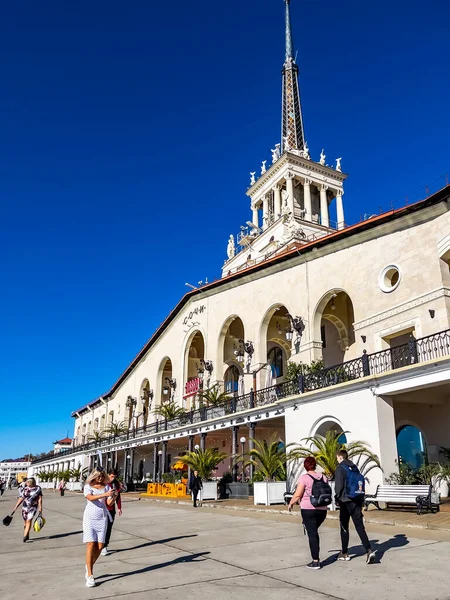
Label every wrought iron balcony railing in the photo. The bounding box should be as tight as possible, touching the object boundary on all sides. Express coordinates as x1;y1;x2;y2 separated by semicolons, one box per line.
31;328;450;465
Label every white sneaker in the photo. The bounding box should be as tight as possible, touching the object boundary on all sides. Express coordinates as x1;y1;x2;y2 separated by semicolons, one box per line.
101;547;111;556
86;575;96;588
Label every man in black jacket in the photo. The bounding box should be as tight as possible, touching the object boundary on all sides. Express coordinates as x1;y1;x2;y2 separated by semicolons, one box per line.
335;449;376;564
189;471;203;508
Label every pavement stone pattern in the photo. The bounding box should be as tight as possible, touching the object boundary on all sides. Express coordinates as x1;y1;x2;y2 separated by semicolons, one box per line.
1;490;449;600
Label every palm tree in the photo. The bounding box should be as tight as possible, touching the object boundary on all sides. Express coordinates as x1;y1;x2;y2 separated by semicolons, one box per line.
36;470;48;482
69;466;88;482
154;401;186;421
238;434;292;482
87;430;105;444
291;430;381;480
198;383;231;407
104;421;128;438
177;448;228;480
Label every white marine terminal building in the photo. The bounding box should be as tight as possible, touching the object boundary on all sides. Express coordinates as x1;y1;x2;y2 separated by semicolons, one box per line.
30;1;450;493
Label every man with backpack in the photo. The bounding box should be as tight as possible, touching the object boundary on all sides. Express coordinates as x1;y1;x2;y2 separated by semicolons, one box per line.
335;449;376;564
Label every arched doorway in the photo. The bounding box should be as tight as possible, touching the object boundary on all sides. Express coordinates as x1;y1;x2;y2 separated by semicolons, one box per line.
224;365;241;394
397;425;426;469
183;331;206;409
220;316;245;393
315;420;347;444
159;358;174;406
139;379;152;427
263;305;292;384
314;291;356;367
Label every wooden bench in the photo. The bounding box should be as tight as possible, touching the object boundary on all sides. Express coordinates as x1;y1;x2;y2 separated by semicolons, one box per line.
364;484;440;514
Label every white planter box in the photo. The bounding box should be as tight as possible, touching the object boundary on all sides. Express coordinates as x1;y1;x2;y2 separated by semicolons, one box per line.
201;481;218;500
254;481;286;505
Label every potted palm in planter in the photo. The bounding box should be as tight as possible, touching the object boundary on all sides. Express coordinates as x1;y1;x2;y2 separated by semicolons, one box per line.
198;384;231;418
240;435;290;505
176;448;228;501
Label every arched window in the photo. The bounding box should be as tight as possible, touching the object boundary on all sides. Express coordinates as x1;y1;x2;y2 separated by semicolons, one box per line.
224;365;240;393
268;346;284;377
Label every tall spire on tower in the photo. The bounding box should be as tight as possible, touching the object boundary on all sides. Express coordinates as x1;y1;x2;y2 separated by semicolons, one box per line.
281;0;305;154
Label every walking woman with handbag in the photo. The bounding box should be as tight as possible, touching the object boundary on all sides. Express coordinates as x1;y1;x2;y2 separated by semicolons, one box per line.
10;478;43;543
288;456;331;570
101;467;123;556
83;467;116;588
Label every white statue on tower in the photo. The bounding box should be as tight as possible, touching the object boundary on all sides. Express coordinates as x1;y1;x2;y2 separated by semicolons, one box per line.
336;157;342;172
227;235;235;260
271;144;281;164
261;160;267;174
250;172;256;186
302;141;310;159
320;149;326;165
283;136;291;152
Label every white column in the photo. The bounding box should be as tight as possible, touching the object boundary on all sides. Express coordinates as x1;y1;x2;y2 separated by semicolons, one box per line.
303;178;312;222
286;173;295;215
336;189;345;230
274;185;282;218
320;184;329;228
252;205;259;229
262;195;269;230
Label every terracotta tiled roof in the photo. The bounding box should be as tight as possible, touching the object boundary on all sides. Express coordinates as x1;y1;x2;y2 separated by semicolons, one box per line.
54;438;73;445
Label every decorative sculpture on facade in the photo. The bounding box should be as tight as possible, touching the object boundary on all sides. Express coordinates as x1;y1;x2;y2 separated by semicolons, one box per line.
336;157;342;172
271;144;281;164
320;149;326;165
302;141;310;159
250;172;256;186
227;235;236;260
283;136;291;152
261;160;267;174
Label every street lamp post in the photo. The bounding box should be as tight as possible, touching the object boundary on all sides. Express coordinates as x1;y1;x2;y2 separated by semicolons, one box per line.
158;449;163;482
240;437;246;482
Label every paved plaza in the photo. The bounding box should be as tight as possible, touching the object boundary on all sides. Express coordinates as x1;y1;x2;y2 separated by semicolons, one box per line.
1;491;449;600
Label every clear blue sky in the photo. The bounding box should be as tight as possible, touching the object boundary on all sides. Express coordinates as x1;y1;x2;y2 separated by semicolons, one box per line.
1;0;449;459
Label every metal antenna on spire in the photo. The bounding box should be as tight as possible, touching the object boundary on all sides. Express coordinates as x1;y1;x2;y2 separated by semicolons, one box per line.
281;0;306;154
284;0;294;62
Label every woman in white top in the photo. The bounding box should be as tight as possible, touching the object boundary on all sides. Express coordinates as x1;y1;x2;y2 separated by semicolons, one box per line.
83;467;117;588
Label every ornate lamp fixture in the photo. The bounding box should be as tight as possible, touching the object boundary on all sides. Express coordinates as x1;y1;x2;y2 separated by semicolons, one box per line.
125;396;137;409
141;388;154;414
165;377;177;390
200;358;214;375
243;340;255;358
234;341;245;364
286;314;305;341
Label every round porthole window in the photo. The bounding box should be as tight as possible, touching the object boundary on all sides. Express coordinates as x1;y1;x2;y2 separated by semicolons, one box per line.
379;264;401;293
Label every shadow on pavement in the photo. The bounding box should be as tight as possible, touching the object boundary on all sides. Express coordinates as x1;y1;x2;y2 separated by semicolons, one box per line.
328;534;410;564
112;534;198;554
97;551;209;583
33;531;83;541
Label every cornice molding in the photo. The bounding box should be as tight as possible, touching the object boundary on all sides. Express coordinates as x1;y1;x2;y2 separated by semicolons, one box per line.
354;287;450;330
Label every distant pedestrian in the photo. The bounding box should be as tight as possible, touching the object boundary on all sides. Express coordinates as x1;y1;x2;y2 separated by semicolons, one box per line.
335;449;376;564
102;468;123;556
0;480;5;496
288;456;331;570
17;477;26;497
59;480;67;497
83;467;116;588
189;470;203;507
11;478;43;543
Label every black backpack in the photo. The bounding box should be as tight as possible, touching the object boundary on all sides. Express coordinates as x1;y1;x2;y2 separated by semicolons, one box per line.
308;475;332;507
